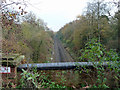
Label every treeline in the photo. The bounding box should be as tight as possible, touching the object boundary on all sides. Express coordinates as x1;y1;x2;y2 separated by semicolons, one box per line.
2;8;54;63
57;0;119;61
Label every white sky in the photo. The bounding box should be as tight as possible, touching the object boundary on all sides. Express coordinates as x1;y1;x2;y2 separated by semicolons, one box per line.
6;0;118;32
24;0;90;32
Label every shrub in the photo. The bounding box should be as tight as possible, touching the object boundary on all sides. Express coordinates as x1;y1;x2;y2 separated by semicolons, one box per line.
78;38;120;88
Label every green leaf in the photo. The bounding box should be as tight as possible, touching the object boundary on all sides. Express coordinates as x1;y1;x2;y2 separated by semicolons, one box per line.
103;78;107;82
100;51;103;55
27;77;33;80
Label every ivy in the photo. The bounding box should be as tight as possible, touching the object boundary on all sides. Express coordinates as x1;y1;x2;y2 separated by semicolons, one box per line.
79;38;120;88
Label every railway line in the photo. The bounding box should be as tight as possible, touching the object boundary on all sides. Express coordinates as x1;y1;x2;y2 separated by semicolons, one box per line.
53;36;73;62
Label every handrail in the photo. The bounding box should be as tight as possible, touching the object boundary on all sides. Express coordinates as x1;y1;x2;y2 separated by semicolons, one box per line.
17;61;120;70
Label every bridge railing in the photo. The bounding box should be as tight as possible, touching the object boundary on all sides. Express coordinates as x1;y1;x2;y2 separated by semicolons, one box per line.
17;61;120;70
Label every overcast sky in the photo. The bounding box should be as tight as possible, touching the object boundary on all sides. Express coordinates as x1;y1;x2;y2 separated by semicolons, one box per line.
24;0;90;32
6;0;117;32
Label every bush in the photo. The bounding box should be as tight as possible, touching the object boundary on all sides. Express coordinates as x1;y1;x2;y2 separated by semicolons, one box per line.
18;67;67;88
78;38;120;88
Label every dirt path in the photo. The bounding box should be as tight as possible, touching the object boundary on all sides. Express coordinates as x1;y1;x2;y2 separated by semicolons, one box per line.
53;36;73;62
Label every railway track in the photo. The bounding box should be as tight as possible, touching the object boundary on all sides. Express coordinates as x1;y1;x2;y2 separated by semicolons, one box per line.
53;36;73;62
